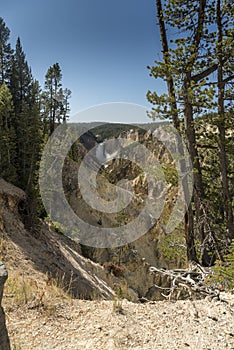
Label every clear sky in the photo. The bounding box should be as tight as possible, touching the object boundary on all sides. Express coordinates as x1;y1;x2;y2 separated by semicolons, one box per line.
2;0;166;123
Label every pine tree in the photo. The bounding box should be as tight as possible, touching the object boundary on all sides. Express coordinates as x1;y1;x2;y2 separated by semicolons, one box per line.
148;0;198;262
9;37;43;195
25;80;43;196
193;0;234;239
44;63;62;135
10;37;32;110
60;88;71;123
148;0;210;262
215;0;234;237
147;0;234;263
0;17;13;85
43;63;71;135
0;83;17;182
9;37;33;188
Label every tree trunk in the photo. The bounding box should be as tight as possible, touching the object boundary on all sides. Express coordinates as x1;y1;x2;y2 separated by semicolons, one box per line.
182;0;212;265
183;73;211;264
155;0;198;263
155;0;180;130
216;0;234;239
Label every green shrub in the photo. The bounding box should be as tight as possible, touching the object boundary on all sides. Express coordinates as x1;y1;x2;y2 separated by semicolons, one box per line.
158;230;187;268
209;240;234;292
162;164;178;186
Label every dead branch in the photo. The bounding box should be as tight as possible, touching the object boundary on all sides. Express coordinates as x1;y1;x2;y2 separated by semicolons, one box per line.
149;265;219;301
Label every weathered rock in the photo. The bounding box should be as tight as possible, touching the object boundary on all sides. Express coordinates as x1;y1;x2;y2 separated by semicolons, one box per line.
0;262;10;350
62;127;186;300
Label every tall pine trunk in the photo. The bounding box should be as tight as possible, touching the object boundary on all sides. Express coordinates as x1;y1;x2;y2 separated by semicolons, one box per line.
155;0;198;262
183;73;210;264
216;0;234;239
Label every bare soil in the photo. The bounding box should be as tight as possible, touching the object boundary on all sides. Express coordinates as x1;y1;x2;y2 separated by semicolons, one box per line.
5;293;234;350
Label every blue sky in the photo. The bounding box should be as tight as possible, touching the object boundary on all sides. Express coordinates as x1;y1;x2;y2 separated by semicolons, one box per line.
2;0;166;123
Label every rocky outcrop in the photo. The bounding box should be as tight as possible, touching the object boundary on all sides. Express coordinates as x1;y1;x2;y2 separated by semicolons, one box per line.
0;262;10;350
62;127;187;301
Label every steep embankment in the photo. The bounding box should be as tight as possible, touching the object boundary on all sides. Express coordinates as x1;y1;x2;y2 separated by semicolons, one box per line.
0;178;115;300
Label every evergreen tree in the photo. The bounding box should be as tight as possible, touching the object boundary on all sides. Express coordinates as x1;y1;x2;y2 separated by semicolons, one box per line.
0;17;13;85
60;88;71;123
10;37;32;109
9;37;33;188
9;37;43;195
214;0;234;237
0;18;72;219
25;80;43;196
147;0;234;263
0;83;17;182
43;63;71;135
149;0;198;262
44;63;62;135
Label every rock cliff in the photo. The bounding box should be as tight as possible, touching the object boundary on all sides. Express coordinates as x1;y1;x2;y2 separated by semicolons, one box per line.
62;126;187;300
